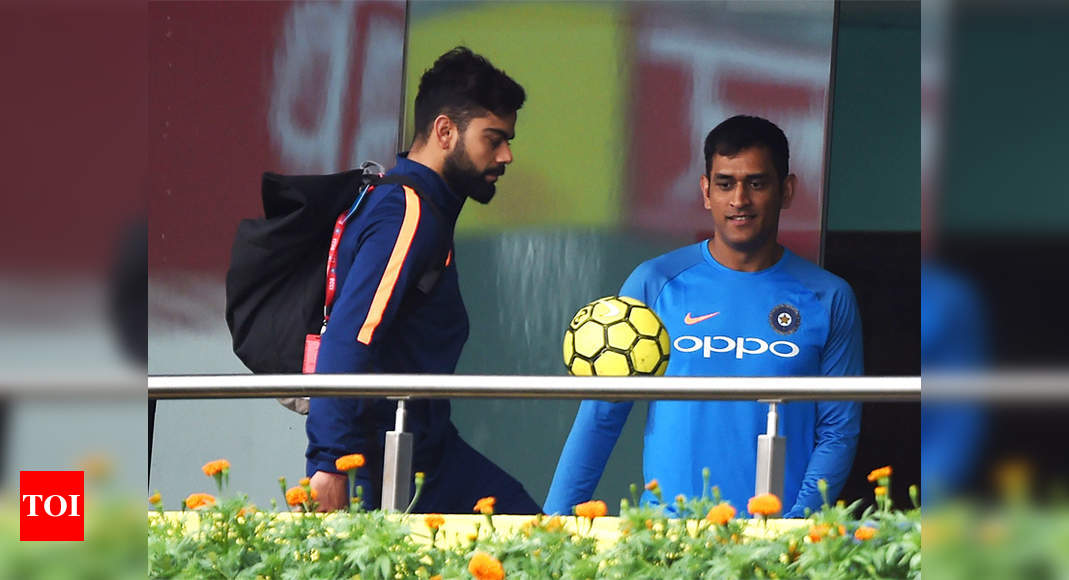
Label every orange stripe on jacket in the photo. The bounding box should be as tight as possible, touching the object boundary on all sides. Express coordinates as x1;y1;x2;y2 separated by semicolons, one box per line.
357;186;421;345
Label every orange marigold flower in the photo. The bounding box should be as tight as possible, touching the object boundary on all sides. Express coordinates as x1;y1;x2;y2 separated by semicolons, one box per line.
468;551;505;580
148;492;161;505
185;492;216;510
474;496;496;515
430;576;442;580
544;516;564;532
808;523;830;543
425;513;445;530
855;526;877;541
874;486;887;496
78;453;114;481
299;477;310;487
285;486;309;506
574;500;608;519
705;502;736;526
747;493;782;517
310;488;318;501
201;459;230;477
867;466;892;482
335;454;366;472
644;479;660;491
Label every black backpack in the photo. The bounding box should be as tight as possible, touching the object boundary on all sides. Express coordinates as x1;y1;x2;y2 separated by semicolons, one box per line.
225;161;447;380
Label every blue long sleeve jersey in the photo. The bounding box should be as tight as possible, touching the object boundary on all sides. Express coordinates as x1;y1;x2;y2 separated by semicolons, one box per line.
544;243;863;518
306;155;467;477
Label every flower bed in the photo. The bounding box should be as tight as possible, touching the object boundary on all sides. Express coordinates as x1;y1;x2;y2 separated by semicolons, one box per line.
147;460;920;579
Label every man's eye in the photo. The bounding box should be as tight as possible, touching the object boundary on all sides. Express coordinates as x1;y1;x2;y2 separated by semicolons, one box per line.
750;181;766;190
716;182;733;190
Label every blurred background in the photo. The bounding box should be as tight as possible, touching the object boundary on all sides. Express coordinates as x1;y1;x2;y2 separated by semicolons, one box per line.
0;0;146;576
921;0;1069;577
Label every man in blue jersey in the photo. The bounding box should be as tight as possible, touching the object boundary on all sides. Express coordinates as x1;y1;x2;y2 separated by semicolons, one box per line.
545;115;864;518
307;47;540;514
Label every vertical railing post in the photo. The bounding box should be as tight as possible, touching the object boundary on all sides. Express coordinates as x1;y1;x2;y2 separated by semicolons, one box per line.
381;398;413;511
754;399;786;502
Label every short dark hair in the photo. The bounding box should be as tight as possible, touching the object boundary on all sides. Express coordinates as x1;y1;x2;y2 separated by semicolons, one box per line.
413;46;526;141
703;115;790;181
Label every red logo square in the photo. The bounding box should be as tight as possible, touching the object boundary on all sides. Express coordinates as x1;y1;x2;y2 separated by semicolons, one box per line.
20;471;84;541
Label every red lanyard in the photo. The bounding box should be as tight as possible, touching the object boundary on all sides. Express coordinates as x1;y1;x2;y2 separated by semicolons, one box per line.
323;185;375;327
322;211;349;327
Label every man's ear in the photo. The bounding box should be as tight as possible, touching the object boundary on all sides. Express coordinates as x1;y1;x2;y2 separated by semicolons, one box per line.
780;174;797;209
432;114;458;151
700;174;712;210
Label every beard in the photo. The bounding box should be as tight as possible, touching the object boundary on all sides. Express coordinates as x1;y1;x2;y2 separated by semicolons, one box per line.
442;140;505;205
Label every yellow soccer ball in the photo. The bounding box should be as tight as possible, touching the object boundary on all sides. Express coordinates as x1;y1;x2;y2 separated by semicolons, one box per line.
563;296;670;376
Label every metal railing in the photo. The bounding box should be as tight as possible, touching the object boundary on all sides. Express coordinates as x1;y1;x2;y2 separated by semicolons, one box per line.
148;374;920;511
147;374;919;401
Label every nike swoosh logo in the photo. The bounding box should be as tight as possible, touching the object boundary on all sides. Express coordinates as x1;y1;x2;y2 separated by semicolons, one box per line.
684;312;720;325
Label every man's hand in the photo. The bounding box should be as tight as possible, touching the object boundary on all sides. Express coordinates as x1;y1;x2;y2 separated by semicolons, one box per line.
310;470;348;512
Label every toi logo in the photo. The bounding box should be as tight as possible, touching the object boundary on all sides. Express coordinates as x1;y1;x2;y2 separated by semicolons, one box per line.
20;471;84;541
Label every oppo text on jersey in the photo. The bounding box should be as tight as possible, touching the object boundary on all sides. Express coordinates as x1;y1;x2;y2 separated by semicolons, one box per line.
673;335;800;359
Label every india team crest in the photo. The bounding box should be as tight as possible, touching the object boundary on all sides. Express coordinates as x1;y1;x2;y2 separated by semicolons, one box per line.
769;304;801;335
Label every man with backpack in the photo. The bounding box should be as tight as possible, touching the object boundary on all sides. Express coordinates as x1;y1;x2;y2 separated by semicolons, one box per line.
306;47;540;513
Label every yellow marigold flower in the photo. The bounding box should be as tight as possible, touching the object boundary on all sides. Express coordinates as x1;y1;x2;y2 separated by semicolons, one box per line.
855;526;877;541
874;486;887;496
299;477;310;487
201;459;230;477
808;523;830;543
574;500;608;519
148;492;161;505
468;551;505;580
993;458;1032;499
425;513;445;530
644;479;660;491
285;486;309;506
867;465;892;482
185;492;216;510
705;503;736;526
430;576;442;580
544;516;564;532
473;496;496;515
335;454;366;472
747;493;782;517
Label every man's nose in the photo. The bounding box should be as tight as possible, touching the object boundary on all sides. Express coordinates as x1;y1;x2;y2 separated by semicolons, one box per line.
730;184;751;206
497;142;513;165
